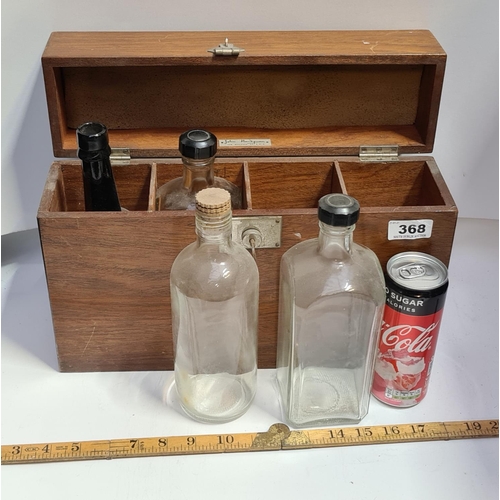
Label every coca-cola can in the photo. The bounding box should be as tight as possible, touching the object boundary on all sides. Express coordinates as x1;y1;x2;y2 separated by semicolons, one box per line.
372;252;448;407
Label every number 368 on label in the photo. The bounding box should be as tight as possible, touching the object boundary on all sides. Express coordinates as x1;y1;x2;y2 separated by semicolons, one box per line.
388;220;433;240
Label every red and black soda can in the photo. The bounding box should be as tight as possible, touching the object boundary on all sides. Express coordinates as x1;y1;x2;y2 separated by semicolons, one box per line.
372;252;448;407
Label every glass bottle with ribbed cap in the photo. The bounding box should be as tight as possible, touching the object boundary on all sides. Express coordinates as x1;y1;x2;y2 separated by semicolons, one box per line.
276;193;386;428
156;129;242;210
170;187;258;423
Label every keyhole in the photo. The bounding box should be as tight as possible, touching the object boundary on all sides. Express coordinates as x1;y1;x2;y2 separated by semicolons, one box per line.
241;228;262;259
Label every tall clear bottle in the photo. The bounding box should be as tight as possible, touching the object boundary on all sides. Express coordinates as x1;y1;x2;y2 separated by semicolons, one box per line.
156;129;242;210
170;187;258;423
276;194;386;428
76;122;122;211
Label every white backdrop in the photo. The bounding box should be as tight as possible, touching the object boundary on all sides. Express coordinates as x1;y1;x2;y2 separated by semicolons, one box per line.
2;0;498;235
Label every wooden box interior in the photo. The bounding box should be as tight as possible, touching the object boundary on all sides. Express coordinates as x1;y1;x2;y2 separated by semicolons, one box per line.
50;159;447;213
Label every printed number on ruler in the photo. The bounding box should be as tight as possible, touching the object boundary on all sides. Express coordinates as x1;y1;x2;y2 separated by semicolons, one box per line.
388;220;433;240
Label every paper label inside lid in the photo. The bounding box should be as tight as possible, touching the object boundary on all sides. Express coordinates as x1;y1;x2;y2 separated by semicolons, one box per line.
219;139;272;147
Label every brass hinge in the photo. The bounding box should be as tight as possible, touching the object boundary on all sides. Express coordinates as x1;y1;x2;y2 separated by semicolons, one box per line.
359;145;399;162
208;38;245;56
110;148;131;165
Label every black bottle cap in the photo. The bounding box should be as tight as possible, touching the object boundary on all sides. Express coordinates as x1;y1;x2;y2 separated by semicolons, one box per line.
318;194;360;226
76;122;111;153
179;129;217;159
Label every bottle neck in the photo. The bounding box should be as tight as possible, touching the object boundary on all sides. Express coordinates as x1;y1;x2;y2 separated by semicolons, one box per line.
195;210;233;245
317;221;355;259
182;156;215;192
80;151;121;211
81;154;113;180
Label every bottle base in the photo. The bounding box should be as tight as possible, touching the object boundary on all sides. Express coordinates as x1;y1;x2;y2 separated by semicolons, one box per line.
178;402;252;425
282;415;366;429
175;372;255;424
278;367;368;428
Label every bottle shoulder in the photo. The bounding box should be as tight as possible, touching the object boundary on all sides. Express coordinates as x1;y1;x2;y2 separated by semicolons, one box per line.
281;238;385;301
156;178;192;210
171;240;258;296
156;176;241;210
212;178;242;209
283;238;380;265
157;177;183;195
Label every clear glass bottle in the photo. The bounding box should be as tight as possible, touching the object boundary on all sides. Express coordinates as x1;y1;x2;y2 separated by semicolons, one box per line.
170;187;258;423
156;129;242;210
76;122;122;211
276;194;386;428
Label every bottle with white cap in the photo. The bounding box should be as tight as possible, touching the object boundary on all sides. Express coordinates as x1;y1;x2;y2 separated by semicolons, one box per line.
170;187;258;423
276;193;386;428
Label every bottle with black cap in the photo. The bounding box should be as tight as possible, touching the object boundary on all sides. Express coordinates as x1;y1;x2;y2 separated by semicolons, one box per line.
77;122;122;211
156;129;242;210
276;193;386;428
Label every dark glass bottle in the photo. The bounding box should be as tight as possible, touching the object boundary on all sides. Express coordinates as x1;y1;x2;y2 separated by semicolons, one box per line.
76;122;122;211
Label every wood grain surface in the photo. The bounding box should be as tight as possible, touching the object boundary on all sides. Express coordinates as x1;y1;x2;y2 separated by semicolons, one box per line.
42;30;445;61
38;157;457;372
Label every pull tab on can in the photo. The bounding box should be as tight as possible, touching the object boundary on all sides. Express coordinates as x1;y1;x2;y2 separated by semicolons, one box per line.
399;264;426;279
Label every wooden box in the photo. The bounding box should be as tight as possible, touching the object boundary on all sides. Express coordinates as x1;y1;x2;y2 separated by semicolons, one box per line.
38;30;457;372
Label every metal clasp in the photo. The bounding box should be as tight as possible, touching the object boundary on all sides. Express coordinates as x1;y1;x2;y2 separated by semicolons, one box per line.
208;38;245;56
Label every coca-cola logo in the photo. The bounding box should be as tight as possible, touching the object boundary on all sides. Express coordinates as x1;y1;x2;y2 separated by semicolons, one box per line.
381;322;440;353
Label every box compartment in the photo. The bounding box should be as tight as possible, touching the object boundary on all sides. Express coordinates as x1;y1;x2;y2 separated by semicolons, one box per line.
338;160;446;207
54;163;154;212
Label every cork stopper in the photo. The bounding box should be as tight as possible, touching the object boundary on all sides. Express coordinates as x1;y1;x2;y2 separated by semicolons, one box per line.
195;188;231;216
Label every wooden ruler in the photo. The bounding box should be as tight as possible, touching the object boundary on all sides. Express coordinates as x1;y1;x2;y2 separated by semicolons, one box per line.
2;419;497;465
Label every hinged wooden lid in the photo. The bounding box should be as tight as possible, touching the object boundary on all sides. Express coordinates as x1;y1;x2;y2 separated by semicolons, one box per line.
42;30;446;158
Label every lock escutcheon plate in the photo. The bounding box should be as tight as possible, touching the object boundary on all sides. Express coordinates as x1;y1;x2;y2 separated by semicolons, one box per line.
232;216;282;249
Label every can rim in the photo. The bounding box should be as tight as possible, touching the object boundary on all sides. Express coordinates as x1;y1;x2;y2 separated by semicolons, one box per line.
386;252;448;292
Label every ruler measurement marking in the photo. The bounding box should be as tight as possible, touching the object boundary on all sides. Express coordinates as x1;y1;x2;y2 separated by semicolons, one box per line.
3;419;497;465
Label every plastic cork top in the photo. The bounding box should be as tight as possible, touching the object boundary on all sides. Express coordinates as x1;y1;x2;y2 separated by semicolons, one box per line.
76;122;110;153
318;193;360;226
179;129;217;159
195;188;231;215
